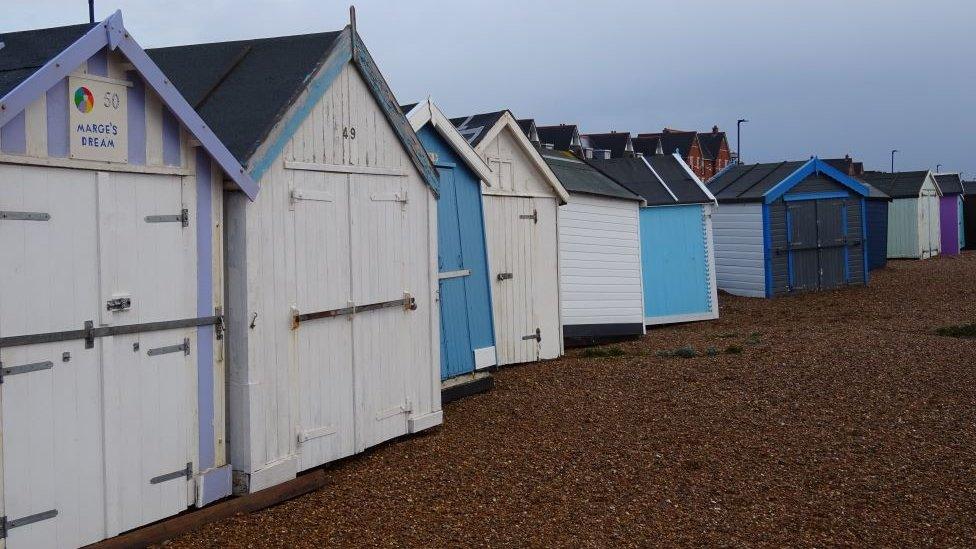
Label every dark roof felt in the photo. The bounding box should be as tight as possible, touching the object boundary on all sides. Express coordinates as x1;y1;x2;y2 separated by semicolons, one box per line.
516;118;537;140
588;156;711;206
963;181;976;196
147;31;342;163
697;131;726;161
707;161;807;202
632;136;662;156
0;22;96;98
536;124;578;151
859;171;932;199
541;150;639;201
934;173;963;195
582;132;631;158
449;110;507;147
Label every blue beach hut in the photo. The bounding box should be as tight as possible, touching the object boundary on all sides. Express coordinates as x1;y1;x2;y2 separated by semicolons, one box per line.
404;100;496;397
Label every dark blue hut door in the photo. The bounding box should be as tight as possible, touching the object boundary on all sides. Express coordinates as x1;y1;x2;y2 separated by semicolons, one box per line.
437;166;476;379
786;200;849;291
816;200;848;289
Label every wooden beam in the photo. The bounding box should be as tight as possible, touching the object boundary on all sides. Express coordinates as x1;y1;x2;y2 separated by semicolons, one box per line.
86;470;330;548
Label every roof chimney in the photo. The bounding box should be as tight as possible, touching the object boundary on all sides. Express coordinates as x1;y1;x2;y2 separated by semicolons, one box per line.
712;125;719;134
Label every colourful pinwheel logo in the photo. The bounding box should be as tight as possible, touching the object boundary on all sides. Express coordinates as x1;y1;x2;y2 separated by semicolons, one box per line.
74;86;94;113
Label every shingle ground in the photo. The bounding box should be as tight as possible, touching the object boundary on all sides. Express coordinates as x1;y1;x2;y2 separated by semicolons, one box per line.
165;254;976;548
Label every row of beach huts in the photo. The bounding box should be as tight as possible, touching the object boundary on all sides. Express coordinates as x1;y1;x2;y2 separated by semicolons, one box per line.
0;12;972;548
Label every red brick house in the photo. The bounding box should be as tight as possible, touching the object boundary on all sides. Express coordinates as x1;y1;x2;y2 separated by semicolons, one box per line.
698;126;731;180
637;126;730;180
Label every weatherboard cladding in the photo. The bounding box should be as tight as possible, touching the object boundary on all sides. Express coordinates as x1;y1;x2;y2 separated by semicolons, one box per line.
541;150;640;201
588;156;710;206
865;199;890;270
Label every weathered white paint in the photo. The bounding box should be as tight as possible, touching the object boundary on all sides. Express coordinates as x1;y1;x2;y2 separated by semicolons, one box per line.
558;193;644;327
887;174;942;259
224;62;441;492
0;48;225;548
711;202;766;297
472;119;565;365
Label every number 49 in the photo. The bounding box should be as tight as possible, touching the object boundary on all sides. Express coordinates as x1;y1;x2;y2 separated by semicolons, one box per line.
342;127;357;139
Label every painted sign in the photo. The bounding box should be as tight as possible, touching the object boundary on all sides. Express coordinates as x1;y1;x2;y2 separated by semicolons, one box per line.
69;76;127;163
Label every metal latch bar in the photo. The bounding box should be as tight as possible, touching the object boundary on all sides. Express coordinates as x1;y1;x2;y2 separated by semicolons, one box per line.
149;462;192;485
147;338;190;357
1;315;221;350
0;361;53;384
497;272;513;281
519;209;538;223
0;509;59;538
522;328;542;342
145;208;189;227
293;294;416;328
438;269;471;280
0;211;50;221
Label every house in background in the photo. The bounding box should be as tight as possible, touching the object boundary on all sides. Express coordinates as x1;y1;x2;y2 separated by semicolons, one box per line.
860;171;942;259
697;126;732;179
452;110;570;366
638;129;706;179
934;173;965;255
404;100;497;399
581;131;635;159
707;158;871;297
635;127;729;181
632;134;664;157
537;123;582;153
540;149;646;345
517;118;540;145
589;154;720;324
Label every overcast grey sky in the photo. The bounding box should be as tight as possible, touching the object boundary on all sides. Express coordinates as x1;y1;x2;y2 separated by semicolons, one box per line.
6;1;974;175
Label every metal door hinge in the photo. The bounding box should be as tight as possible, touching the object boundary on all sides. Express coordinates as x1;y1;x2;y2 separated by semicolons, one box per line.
150;462;192;485
522;328;542;342
0;510;59;538
214;307;224;340
0;360;54;384
145;208;189;227
497;272;513;281
147;338;190;357
519;209;538;223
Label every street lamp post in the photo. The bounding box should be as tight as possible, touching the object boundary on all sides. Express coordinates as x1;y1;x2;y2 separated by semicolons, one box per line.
891;149;898;173
737;118;748;164
936;163;942;173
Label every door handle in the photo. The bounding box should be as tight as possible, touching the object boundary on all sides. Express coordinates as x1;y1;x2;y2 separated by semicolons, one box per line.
497;272;513;281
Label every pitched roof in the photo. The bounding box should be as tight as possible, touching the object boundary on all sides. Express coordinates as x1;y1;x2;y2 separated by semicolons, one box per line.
632;135;662;156
707;161;809;202
934;173;964;195
403;99;495;187
540;149;640;202
697;131;726;161
639;131;697;157
859;171;933;199
589;155;712;207
963;181;976;196
449;110;507;147
536;124;579;151
581;132;632;158
516;118;538;141
0;22;96;98
148;31;341;164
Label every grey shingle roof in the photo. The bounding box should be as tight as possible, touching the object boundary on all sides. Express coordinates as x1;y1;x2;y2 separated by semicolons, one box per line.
706;161;807;202
541;149;640;201
536;124;578;151
934;173;963;195
859;171;932;199
147;31;341;163
0;22;96;98
588;156;711;206
449;111;507;147
582;132;631;159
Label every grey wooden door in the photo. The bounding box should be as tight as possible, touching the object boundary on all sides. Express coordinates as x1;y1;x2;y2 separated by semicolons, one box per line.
786;201;819;291
816;200;848;289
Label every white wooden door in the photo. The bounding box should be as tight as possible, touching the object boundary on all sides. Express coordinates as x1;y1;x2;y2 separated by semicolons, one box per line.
484;195;538;366
96;172;196;535
925;193;941;257
293;171;356;469
350;174;412;451
0;165;106;548
532;197;562;360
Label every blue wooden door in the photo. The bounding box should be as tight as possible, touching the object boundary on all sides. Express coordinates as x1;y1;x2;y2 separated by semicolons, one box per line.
641;205;712;320
437;165;476;379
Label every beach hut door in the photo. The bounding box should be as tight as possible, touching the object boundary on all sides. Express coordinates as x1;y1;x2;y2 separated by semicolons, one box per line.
786;202;818;291
815;200;848;289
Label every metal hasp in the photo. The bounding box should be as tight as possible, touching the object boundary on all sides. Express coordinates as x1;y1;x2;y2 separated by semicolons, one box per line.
0;211;50;221
497;272;513;281
0;360;54;384
147;338;190;357
519;209;538;224
293;293;416;329
106;297;132;312
149;462;192;485
0;315;222;350
0;510;59;538
145;208;189;227
522;328;542;342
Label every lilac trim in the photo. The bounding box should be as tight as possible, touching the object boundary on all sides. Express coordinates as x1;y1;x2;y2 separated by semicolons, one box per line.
0;110;26;154
87;48;108;77
46;78;69;157
199;465;232;506
162;106;181;166
195;149;216;470
0;10;258;200
126;70;146;165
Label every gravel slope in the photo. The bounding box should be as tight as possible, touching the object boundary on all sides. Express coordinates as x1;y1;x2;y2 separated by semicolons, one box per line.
165;254;976;548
